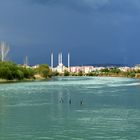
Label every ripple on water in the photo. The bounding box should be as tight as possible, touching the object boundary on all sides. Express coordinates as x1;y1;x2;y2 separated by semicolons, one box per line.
0;77;140;140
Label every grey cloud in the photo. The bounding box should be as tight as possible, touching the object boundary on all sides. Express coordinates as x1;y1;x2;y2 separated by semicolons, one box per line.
29;0;110;10
28;0;140;14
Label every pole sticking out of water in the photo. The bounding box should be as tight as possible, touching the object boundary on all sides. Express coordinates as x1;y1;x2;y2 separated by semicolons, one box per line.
69;99;71;104
80;99;83;105
59;97;64;103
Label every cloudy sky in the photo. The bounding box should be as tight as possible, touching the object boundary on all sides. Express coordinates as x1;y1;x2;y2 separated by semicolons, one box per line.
0;0;140;66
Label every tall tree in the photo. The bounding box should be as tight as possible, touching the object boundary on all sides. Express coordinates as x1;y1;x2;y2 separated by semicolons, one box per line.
0;42;10;62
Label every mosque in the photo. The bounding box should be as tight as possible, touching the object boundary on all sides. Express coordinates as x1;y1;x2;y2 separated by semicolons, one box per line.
51;52;70;73
50;52;98;74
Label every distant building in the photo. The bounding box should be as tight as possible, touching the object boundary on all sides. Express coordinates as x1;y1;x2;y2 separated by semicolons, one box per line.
70;66;81;73
70;66;94;73
119;67;130;72
32;65;39;69
92;67;105;71
52;52;69;73
133;65;140;71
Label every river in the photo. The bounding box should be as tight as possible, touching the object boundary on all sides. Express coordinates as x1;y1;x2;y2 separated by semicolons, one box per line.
0;77;140;140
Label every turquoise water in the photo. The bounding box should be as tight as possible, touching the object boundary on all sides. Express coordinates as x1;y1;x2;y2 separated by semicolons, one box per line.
0;77;140;140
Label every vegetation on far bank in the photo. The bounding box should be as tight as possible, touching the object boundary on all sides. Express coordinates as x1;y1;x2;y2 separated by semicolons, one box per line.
0;42;140;82
0;61;52;81
1;61;140;82
62;67;140;79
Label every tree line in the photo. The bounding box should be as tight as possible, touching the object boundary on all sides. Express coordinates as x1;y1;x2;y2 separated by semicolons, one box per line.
62;67;140;78
0;41;139;80
0;41;53;81
0;61;52;81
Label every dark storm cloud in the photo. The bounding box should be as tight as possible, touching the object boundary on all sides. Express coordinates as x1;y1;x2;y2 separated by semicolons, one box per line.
29;0;111;11
29;0;59;5
1;0;140;65
29;0;140;14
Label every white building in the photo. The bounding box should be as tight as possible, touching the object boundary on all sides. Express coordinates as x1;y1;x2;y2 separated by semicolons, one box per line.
70;66;94;73
133;65;140;71
70;66;81;73
119;67;130;72
52;52;69;73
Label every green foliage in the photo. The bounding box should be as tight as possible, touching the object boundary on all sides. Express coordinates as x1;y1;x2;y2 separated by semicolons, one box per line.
71;73;78;76
0;61;34;80
35;64;52;78
19;67;34;79
16;70;24;80
52;71;59;76
0;67;13;80
109;67;121;74
78;71;83;76
124;71;136;78
128;72;136;78
100;67;121;74
100;68;109;73
86;72;99;76
64;70;70;76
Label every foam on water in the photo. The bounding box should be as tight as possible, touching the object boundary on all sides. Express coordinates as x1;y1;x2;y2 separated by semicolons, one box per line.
0;77;139;91
5;102;50;107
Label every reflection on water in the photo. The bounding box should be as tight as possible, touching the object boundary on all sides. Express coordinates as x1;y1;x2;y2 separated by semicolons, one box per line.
0;77;140;140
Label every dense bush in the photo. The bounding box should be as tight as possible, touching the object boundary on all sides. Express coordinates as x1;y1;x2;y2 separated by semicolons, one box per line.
35;64;52;78
52;71;59;76
77;71;83;76
0;61;34;80
64;70;70;76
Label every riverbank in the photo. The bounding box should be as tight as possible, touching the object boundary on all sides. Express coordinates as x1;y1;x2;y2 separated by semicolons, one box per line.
64;67;140;79
0;78;35;84
1;61;140;84
1;75;139;84
0;62;52;83
0;76;52;84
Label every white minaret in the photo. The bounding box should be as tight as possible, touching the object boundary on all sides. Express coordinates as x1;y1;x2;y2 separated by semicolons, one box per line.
60;52;63;65
51;52;53;69
58;52;63;65
68;52;70;67
58;53;61;65
57;52;63;73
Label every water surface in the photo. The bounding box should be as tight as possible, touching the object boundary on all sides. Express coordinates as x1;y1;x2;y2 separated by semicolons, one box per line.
0;77;140;140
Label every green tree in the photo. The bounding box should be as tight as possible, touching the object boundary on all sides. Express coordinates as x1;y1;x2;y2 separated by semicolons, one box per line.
64;70;70;76
52;71;59;76
35;64;52;78
0;61;35;80
20;67;34;79
101;68;109;73
110;67;121;74
78;71;83;76
16;70;24;80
